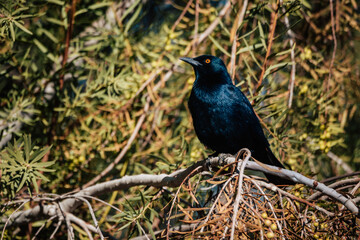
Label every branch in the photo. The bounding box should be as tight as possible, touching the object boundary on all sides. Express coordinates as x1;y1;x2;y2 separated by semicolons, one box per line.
327;151;353;174
229;0;249;81
281;0;297;108
130;223;198;240
3;150;358;229
255;0;280;91
196;1;232;44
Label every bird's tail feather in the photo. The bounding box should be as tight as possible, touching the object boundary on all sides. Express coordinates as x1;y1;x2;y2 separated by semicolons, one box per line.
263;147;295;185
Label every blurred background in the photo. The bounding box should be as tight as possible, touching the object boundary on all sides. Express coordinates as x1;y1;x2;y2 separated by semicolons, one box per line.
1;0;360;238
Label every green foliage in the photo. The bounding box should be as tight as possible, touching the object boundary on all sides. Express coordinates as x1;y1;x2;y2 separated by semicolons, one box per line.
0;0;359;238
0;134;53;198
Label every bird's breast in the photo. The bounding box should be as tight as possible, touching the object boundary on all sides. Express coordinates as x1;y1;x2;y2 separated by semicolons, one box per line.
188;87;249;153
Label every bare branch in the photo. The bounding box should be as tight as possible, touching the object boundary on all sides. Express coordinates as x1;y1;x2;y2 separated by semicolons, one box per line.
231;150;251;240
3;150;358;230
66;213;94;240
327;151;353;174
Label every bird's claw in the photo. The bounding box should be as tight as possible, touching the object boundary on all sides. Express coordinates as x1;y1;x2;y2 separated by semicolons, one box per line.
217;153;233;165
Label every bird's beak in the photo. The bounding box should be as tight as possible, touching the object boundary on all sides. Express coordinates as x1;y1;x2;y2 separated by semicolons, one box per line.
180;57;202;67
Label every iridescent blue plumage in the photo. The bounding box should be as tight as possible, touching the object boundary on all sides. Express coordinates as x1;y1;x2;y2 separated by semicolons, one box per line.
181;55;293;185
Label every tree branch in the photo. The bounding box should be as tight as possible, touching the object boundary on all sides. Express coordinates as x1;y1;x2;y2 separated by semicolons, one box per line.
3;150;358;229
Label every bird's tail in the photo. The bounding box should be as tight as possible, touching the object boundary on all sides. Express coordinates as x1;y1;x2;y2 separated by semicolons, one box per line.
263;147;295;185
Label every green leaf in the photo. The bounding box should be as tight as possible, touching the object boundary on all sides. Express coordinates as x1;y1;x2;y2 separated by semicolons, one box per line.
13;20;33;35
40;29;58;43
75;9;87;17
124;4;142;35
88;2;112;10
6;142;25;165
45;17;66;27
242;38;262;68
12;7;29;16
258;21;267;49
47;0;65;5
237;43;263;54
33;171;50;182
9;21;15;41
24;134;31;163
120;0;141;23
35;167;55;172
209;35;231;57
32;160;55;168
31;173;39;193
29;145;52;164
33;39;47;53
119;221;132;231
264;62;291;78
238;26;259;40
16;171;28;192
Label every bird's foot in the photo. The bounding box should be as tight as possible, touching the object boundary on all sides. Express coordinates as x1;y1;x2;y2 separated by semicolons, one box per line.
217;153;234;165
206;153;233;172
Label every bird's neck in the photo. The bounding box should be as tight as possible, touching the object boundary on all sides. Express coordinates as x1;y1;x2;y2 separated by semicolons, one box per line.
194;71;233;88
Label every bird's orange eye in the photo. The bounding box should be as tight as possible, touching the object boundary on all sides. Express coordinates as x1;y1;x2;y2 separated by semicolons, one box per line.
205;59;211;64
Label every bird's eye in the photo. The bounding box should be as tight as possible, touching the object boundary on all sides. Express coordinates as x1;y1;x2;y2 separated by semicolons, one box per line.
205;59;211;64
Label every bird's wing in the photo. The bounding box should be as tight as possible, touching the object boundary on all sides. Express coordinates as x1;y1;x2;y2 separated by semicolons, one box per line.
222;85;270;147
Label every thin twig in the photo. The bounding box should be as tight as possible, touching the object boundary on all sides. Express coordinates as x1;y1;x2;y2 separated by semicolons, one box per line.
130;223;198;240
192;0;199;54
327;151;353;174
31;216;57;240
281;0;297;108
60;0;77;90
200;175;237;233
257;181;334;216
1;199;30;240
170;0;193;33
82;97;150;188
326;0;337;93
57;201;74;240
321;171;360;184
74;196;104;240
50;218;63;239
230;0;249;82
251;180;285;239
166;166;202;240
255;0;280;92
309;178;360;201
196;1;232;44
67;213;94;240
231;149;251;240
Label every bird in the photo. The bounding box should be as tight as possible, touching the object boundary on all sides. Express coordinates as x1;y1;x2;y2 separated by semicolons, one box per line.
180;55;293;185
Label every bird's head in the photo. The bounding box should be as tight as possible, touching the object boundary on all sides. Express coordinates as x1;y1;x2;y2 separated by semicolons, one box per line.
180;55;232;85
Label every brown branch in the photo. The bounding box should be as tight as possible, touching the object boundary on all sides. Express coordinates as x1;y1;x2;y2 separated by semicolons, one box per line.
325;0;337;93
257;181;335;216
230;0;249;83
196;1;232;44
60;0;77;90
321;171;360;184
130;223;198;240
171;0;193;33
254;1;280;93
166;166;202;240
81;97;151;189
192;0;199;55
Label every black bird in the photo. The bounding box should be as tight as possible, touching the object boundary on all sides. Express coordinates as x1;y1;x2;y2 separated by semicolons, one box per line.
180;55;293;185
